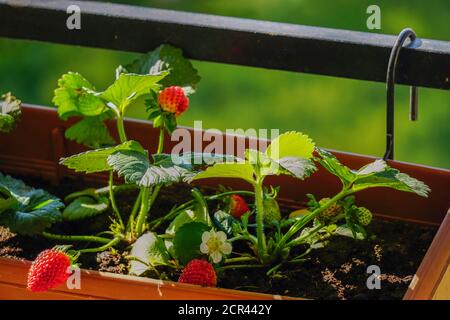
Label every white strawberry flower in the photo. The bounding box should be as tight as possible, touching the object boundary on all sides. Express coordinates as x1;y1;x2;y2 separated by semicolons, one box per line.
200;229;232;263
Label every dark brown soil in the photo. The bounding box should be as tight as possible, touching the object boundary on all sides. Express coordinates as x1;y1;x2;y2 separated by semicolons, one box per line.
219;219;435;300
0;175;437;300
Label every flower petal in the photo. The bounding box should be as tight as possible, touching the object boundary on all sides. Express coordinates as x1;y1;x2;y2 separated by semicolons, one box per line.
221;242;232;255
211;251;222;264
200;243;209;254
216;231;227;242
201;231;211;243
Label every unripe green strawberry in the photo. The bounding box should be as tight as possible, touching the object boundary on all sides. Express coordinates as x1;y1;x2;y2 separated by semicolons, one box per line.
356;207;372;226
263;198;281;225
317;198;343;223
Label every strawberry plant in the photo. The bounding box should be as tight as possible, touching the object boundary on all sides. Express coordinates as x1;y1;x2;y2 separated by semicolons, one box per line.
192;138;430;274
0;45;432;294
0;46;251;292
0;92;21;133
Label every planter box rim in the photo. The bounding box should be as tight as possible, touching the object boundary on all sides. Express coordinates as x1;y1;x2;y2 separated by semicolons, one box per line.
0;104;449;300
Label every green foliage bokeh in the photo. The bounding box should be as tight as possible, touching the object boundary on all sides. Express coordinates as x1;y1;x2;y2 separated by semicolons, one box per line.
0;0;448;168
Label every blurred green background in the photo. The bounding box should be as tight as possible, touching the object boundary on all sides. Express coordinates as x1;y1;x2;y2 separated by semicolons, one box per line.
0;0;449;168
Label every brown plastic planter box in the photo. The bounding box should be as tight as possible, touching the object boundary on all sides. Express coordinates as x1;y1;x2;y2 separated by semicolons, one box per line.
0;105;449;300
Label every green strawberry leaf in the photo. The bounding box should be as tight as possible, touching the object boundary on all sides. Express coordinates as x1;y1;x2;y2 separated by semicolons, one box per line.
192;162;255;185
53;72;108;120
334;224;366;240
352;167;430;197
153;152;236;169
129;232;170;276
100;73;167;114
107;150;194;187
274;157;317;180
0;187;19;214
0;173;64;235
245;148;316;180
355;159;387;176
62;195;109;221
107;150;150;184
315;148;356;186
60;140;145;173
316;148;430;197
166;206;212;236
64;116;116;149
172;222;210;265
0;92;22;133
166;190;212;236
125;44;200;94
266;131;315;160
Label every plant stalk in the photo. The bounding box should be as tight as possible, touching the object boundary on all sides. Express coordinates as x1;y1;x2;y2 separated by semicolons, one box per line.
109;171;124;230
117;115;127;143
42;232;112;244
78;237;121;253
134;126;166;235
254;178;268;260
157;126;165;154
148;190;254;230
216;264;264;271
275;189;350;255
224;256;258;264
135;187;151;236
286;222;324;248
126;188;142;237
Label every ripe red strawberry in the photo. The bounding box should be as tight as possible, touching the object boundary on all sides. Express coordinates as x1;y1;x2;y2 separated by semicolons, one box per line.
27;249;71;292
157;86;189;116
229;194;250;219
178;259;217;287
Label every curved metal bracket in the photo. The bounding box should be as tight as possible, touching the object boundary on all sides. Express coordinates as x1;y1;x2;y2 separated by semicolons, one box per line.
383;28;419;161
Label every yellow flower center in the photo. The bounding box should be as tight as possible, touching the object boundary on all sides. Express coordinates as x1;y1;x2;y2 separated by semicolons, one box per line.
207;237;221;252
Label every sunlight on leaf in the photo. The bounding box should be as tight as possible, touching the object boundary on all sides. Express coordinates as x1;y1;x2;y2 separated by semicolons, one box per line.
107;150;194;187
353;168;430;197
100;73;167;114
60;140;145;173
192;162;255;185
266;131;315;160
129;232;170;276
53;72;108;120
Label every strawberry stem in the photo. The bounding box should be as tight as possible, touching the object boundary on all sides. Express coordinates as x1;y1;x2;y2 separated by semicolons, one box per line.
78;237;121;253
134;126;166;236
135;186;151;236
116;115;127;143
274;188;351;256
42;232;112;244
254;178;268;261
109;170;124;231
157;126;165;154
126;188;142;238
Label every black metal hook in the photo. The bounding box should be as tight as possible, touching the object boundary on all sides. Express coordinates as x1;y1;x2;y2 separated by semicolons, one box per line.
383;28;419;161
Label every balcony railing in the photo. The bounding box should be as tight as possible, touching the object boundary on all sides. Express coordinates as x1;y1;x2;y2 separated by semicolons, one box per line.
0;0;449;90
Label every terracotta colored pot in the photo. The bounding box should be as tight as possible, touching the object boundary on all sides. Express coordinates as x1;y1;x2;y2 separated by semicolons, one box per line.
0;105;448;300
